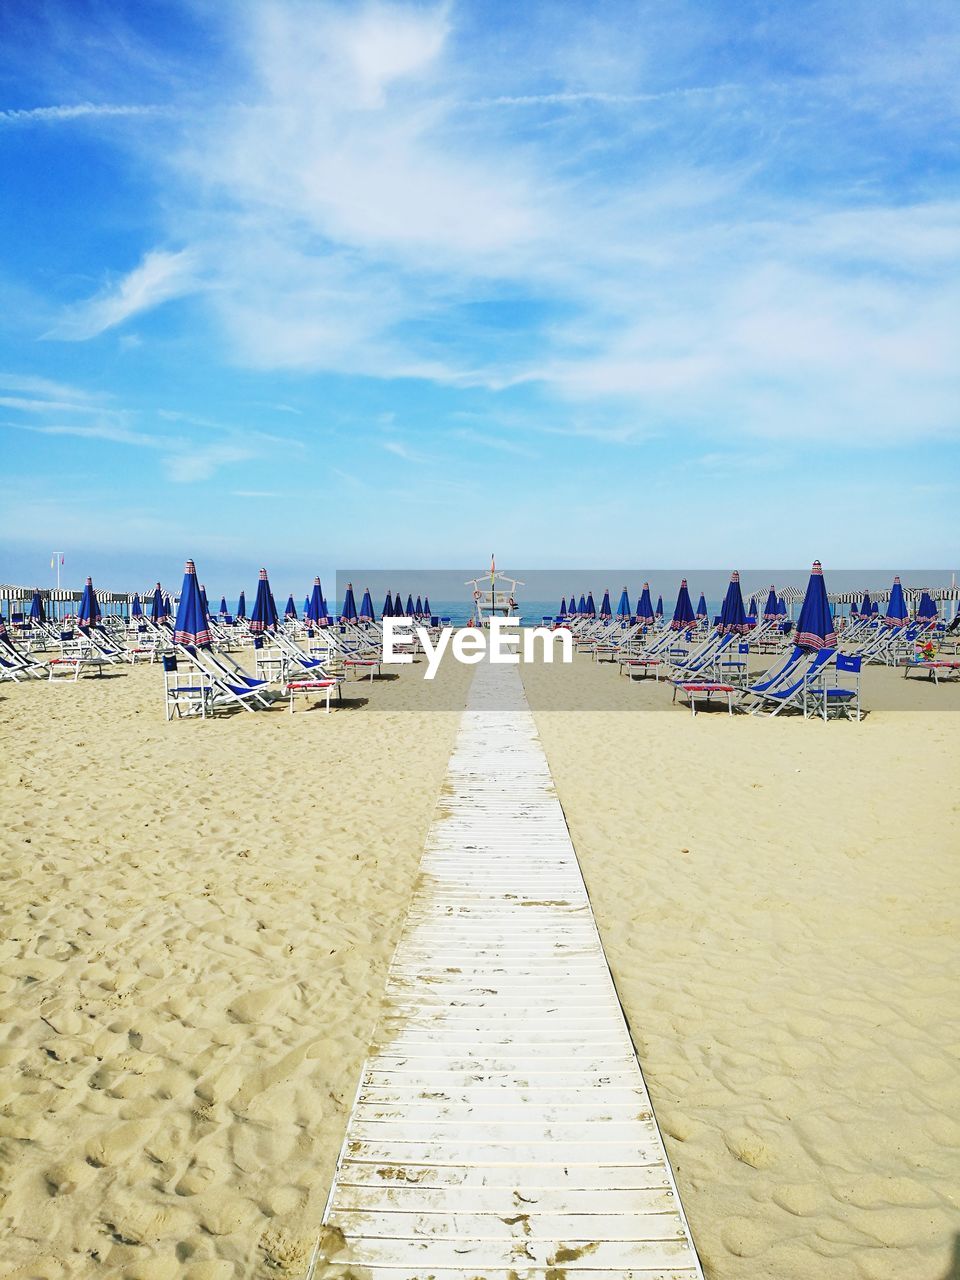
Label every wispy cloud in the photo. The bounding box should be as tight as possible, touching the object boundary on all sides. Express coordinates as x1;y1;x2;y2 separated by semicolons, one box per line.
47;249;199;340
0;102;167;127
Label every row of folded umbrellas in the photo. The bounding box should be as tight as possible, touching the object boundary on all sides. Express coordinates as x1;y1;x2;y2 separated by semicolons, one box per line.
17;564;943;654
45;564;434;645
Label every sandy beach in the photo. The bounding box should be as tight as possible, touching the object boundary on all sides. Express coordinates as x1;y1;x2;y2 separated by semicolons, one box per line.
2;650;958;1278
1;657;472;1278
523;654;960;1280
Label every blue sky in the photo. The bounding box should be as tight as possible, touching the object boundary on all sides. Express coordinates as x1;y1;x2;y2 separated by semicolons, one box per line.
1;0;958;595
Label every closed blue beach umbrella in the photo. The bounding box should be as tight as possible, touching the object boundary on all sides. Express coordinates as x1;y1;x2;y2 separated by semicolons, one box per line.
173;560;212;647
860;592;872;617
200;585;209;619
150;583;164;623
599;590;612;619
885;576;908;626
795;560;836;650
559;596;568;616
249;568;279;633
285;594;298;621
306;577;325;628
718;570;749;634
916;591;937;621
616;588;631;619
405;593;415;617
341;583;359;623
636;583;655;625
163;594;172;620
568;588;578;616
77;577;101;630
382;591;394;619
219;596;229;618
236;590;246;620
763;587;778;621
577;593;587;616
358;588;375;622
871;600;879;615
30;589;46;624
778;595;787;617
415;594;423;617
130;593;142;619
747;595;758;619
670;578;696;631
423;596;432;617
696;592;707;620
655;595;664;619
585;593;597;617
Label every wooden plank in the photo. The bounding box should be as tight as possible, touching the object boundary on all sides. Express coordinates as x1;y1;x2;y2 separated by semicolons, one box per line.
315;661;703;1280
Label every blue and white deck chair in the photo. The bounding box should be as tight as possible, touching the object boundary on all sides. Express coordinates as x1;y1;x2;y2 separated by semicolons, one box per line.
162;654;210;720
805;652;862;721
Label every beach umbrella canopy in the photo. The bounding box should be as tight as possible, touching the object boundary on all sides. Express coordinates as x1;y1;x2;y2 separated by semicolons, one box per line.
130;593;142;620
580;593;590;616
778;595;787;616
236;590;246;620
77;577;101;630
163;594;172;619
173;560;212;647
884;575;909;626
763;587;779;621
219;596;229;618
616;588;631;619
303;595;310;615
568;588;578;615
871;600;879;615
415;594;423;617
655;594;664;618
670;578;696;631
405;593;415;617
30;589;46;624
285;594;298;621
306;577;326;628
393;591;403;616
381;591;394;619
358;587;375;622
747;595;758;618
916;591;937;620
341;582;359;623
795;560;836;650
696;592;707;620
599;590;612;619
423;596;432;617
717;570;749;634
150;583;164;623
860;592;872;617
636;583;655;625
199;585;209;620
249;568;279;633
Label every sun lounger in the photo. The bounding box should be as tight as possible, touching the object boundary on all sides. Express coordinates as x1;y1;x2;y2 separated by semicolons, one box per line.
672;680;736;715
284;676;341;714
747;647;835;716
903;659;960;685
47;656;107;682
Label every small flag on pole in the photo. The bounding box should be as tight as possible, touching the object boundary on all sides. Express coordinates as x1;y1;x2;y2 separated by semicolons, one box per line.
50;556;55;569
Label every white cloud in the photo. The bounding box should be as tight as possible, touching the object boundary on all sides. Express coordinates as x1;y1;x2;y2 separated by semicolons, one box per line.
0;103;166;126
47;249;199;340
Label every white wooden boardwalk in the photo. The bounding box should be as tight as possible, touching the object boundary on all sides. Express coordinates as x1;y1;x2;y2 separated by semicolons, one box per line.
315;662;703;1279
